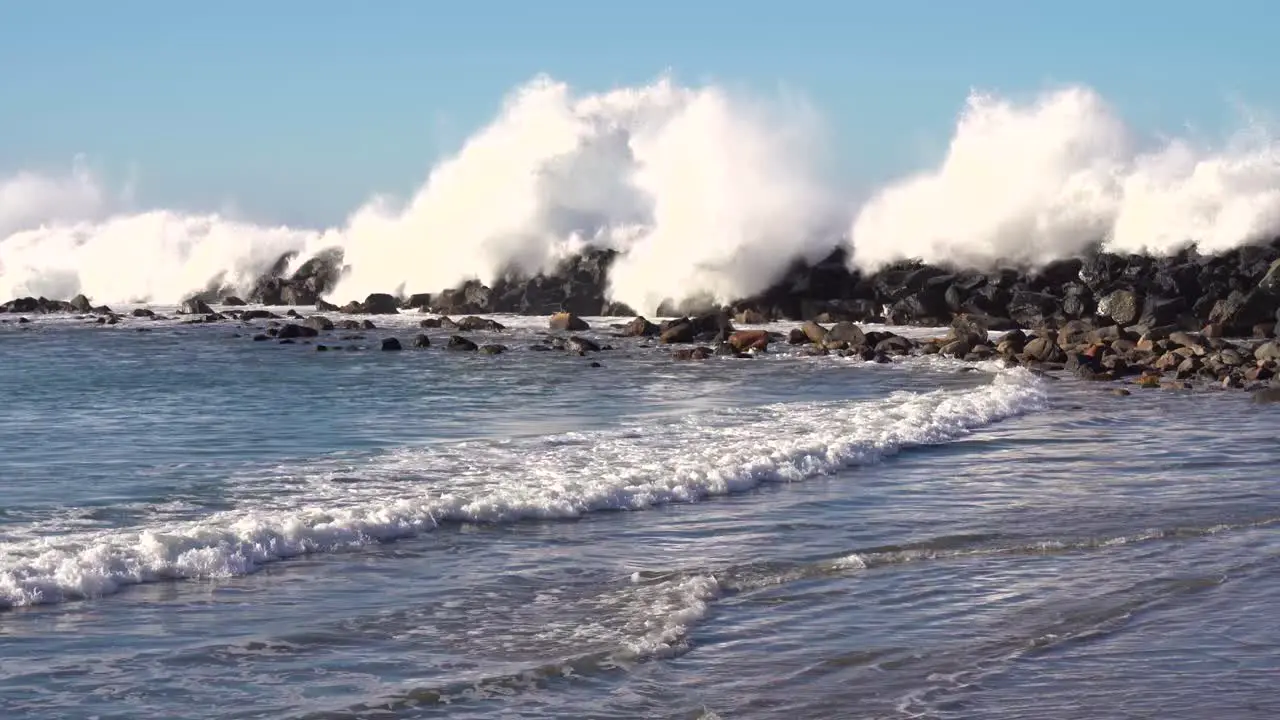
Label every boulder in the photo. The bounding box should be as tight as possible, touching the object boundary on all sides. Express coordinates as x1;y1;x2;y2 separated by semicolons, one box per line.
381;338;402;351
305;315;335;332
457;316;505;332
1097;289;1141;327
948;315;991;348
362;293;400;315
1006;290;1059;329
660;320;695;344
447;335;478;351
179;298;214;315
402;293;433;311
277;323;319;339
800;321;828;345
411;334;431;348
549;312;589;332
823;322;866;350
728;330;770;352
568;336;601;353
69;294;93;313
622;316;659;337
1256;341;1280;363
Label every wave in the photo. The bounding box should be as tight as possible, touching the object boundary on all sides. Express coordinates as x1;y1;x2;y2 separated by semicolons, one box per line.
850;86;1280;272
0;367;1045;609
3;77;1279;311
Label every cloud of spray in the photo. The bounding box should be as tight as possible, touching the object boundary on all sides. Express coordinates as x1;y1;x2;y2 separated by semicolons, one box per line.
6;78;1280;310
849;85;1280;272
0;76;837;312
319;76;839;311
0;163;107;239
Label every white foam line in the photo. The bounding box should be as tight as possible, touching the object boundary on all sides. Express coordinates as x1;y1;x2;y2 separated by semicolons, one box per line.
0;369;1046;609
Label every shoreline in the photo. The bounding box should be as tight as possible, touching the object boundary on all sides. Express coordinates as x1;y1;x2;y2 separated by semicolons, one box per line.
4;298;1279;403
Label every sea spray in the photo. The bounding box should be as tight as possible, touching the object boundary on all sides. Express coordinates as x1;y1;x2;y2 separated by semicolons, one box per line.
849;85;1280;272
4;78;1280;310
0;76;837;313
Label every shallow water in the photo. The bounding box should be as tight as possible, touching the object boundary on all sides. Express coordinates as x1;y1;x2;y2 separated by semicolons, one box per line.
1;308;1277;719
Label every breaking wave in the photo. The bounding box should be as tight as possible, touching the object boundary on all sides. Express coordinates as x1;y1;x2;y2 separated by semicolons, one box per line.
3;77;1280;311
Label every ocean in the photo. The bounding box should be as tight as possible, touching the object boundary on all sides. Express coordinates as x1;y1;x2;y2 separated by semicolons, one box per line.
2;308;1277;719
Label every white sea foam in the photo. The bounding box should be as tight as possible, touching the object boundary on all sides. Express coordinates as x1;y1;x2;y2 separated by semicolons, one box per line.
6;78;1277;316
850;86;1280;271
0;368;1045;609
0;76;835;313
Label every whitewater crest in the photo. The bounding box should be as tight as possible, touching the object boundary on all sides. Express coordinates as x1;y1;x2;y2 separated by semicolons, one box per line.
0;368;1046;609
849;86;1280;272
4;78;1280;310
0;75;837;314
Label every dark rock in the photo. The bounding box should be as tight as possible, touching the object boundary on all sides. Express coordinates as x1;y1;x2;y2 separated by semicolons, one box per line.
1023;333;1066;363
457;316;505;332
361;320;377;330
447;335;478;351
787;328;809;345
1260;258;1280;292
1006;290;1059;329
949;315;991;347
241;309;278;321
403;293;433;311
316;299;339;312
131;308;156;318
179;298;214;315
622;316;659;337
1056;319;1094;349
69;294;93;313
479;344;507;355
568;336;601;353
381;338;402;351
305;315;335;332
1061;284;1095;318
549;312;589;332
660;320;695;344
362;293;400;315
874;335;914;356
277;323;319;339
1209;290;1274;333
411;334;431;348
824;322;867;350
1139;295;1188;328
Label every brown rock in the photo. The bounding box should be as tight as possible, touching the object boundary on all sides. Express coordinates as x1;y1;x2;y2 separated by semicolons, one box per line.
623;316;660;337
728;330;770;352
800;321;828;345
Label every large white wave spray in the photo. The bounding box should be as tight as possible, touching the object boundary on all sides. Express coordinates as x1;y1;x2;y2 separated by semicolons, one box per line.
0;76;837;312
850;85;1280;272
4;77;1280;310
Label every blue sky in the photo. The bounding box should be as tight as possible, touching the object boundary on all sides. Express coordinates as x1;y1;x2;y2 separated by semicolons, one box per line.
2;0;1277;226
